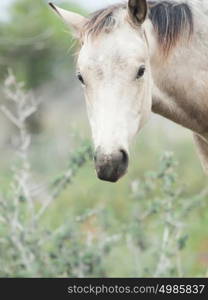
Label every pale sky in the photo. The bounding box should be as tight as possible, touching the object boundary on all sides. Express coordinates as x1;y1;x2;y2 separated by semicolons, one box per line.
0;0;125;12
69;0;124;11
0;0;125;20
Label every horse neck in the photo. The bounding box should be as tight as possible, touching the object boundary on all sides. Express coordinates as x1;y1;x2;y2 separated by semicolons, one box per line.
144;17;208;137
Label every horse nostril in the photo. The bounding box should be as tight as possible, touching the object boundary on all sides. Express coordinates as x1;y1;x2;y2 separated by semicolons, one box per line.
120;149;129;165
94;146;102;163
94;153;97;163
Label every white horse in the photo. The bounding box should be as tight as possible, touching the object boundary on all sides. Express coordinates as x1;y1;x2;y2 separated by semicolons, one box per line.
50;0;208;182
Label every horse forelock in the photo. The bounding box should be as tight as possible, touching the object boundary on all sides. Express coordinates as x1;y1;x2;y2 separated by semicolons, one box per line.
79;0;194;57
80;4;125;40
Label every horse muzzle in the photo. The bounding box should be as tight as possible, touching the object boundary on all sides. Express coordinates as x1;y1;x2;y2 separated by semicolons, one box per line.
94;147;129;182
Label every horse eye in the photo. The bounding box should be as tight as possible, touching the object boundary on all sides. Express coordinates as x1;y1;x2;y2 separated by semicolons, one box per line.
136;66;146;79
77;72;85;85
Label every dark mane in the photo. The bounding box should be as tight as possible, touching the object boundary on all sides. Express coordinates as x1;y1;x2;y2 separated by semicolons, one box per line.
149;1;193;54
82;1;194;56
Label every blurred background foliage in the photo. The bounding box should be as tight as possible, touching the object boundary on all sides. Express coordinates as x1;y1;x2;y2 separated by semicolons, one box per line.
0;0;207;277
0;0;86;87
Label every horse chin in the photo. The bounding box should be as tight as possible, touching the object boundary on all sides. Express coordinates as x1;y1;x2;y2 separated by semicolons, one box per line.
96;168;127;183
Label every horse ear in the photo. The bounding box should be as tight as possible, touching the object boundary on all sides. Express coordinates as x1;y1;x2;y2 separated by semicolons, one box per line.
128;0;147;25
49;2;87;37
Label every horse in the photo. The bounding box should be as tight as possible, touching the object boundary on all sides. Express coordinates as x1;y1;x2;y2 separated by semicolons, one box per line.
49;0;208;183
